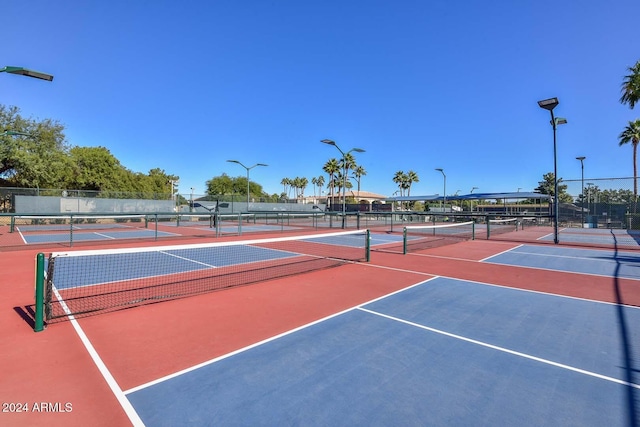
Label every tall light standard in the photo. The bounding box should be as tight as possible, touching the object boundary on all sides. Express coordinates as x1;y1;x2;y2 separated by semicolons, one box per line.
168;179;179;209
435;168;446;212
1;66;54;81
321;139;365;228
538;97;567;244
470;186;478;212
587;182;594;224
576;156;586;227
227;160;268;209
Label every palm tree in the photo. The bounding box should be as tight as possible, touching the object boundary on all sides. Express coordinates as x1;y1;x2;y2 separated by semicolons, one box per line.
392;171;407;196
290;177;300;199
619;119;640;202
311;177;318;202
280;178;291;200
392;170;408;209
352;165;367;201
314;175;325;204
299;177;308;200
620;60;640;109
339;152;357;194
406;170;419;198
323;158;340;210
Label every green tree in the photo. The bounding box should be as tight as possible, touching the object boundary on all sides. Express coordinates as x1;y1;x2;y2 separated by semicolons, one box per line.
69;146;124;192
534;172;573;203
618;119;640;200
206;173;235;195
0;105;70;189
620;60;640;109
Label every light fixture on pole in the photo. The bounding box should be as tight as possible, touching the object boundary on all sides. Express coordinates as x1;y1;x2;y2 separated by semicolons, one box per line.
1;66;54;81
227;160;268;210
576;156;586;228
538;97;567;244
2;130;34;137
321;139;365;228
435;168;446;212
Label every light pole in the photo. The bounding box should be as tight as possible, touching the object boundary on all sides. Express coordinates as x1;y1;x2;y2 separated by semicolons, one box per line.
470;186;478;212
321;139;365;228
227;160;268;210
587;182;594;224
168;179;179;209
576;156;586;227
435;168;446;212
1;66;54;81
538;97;567;244
190;187;195;212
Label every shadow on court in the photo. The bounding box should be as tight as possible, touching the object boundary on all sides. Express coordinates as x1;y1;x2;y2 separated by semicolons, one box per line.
612;229;640;426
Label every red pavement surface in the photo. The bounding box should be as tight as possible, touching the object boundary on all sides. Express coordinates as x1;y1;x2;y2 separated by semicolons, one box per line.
1;226;638;426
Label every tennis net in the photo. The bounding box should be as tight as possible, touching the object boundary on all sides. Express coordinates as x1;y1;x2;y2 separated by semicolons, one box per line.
34;229;370;326
11;214;148;233
486;217;519;238
403;221;475;254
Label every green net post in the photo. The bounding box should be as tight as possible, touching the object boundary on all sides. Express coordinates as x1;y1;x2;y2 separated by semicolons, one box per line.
403;227;408;255
486;215;490;239
153;214;158;240
472;221;476;240
69;214;74;247
10;215;15;233
34;253;45;332
365;229;371;262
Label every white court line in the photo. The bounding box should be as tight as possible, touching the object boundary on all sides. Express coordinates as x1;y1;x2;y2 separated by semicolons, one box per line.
494;248;640;265
479;244;523;262
93;232;117;240
123;264;639;395
358;307;640;390
358;262;640;309
51;285;145;426
158;250;219;268
123;276;439;395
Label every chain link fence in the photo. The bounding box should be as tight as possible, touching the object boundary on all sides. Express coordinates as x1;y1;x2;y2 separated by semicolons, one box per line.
561;177;638;229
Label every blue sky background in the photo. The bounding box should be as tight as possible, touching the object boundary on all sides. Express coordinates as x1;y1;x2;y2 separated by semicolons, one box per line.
3;1;639;198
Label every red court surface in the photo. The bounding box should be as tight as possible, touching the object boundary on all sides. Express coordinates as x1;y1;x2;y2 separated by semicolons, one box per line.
1;226;639;426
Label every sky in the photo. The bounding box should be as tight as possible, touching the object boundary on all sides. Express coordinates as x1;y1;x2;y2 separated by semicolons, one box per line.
3;0;639;199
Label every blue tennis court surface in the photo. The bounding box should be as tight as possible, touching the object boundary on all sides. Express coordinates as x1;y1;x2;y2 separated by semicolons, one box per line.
483;244;640;280
539;228;640;247
16;223;135;232
125;277;639;426
20;229;178;244
49;233;385;291
50;245;301;289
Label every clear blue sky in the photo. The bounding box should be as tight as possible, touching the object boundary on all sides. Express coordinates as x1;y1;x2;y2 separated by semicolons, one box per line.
3;1;639;198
